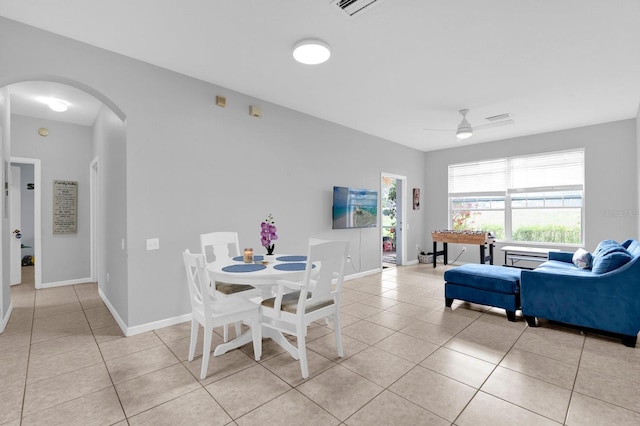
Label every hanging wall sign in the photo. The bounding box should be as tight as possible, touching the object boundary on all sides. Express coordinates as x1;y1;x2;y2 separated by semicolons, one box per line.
53;180;78;234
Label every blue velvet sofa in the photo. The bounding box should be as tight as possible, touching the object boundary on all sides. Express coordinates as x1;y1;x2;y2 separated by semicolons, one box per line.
520;239;640;347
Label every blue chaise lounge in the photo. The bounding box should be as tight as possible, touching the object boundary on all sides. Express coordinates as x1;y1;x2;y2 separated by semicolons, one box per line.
520;239;640;347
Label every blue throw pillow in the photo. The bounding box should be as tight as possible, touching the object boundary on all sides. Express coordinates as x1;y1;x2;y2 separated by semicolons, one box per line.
572;248;592;269
593;240;619;256
622;239;640;257
592;250;632;274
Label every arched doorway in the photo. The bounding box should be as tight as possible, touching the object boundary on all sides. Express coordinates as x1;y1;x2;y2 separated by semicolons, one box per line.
0;77;125;300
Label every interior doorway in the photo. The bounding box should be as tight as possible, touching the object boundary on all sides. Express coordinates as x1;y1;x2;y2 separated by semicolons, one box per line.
10;158;41;288
381;173;407;267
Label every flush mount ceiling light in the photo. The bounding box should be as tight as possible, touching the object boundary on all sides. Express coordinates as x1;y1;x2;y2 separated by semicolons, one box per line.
37;96;69;112
293;39;331;65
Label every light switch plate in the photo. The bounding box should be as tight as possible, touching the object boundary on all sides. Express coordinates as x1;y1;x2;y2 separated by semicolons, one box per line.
146;238;160;250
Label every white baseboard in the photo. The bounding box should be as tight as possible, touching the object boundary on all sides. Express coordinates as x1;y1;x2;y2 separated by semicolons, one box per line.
125;313;192;337
345;268;381;280
98;287;128;336
42;277;93;288
98;287;192;337
0;303;13;334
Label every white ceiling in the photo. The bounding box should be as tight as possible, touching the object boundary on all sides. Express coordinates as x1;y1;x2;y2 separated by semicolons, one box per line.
9;81;103;127
2;0;639;151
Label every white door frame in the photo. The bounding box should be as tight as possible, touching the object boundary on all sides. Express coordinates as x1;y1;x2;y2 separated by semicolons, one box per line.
381;172;407;266
9;165;21;285
90;157;99;283
10;157;42;289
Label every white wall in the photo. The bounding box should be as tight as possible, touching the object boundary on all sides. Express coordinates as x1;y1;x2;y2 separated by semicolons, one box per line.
10;115;92;284
93;105;128;324
637;103;640;237
0;86;9;325
0;17;426;331
424;119;638;264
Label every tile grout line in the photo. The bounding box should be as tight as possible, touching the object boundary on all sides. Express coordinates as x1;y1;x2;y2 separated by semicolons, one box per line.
18;276;37;425
74;282;130;425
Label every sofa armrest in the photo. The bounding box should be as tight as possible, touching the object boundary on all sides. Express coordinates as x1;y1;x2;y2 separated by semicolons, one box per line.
548;251;574;263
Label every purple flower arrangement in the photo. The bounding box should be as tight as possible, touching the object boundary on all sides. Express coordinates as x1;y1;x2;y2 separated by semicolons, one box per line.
260;213;278;255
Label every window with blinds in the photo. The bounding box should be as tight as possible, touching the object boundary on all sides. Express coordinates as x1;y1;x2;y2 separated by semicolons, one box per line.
448;149;584;244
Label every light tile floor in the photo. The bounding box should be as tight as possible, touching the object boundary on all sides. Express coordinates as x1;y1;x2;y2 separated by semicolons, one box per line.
2;264;640;425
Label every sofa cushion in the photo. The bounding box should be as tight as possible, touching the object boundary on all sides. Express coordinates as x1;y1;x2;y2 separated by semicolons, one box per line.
535;260;594;276
572;248;592;269
592;250;632;274
622;239;640;257
444;264;521;294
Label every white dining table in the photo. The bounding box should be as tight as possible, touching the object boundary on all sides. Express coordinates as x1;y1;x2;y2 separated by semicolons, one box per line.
206;254;313;359
207;254;310;294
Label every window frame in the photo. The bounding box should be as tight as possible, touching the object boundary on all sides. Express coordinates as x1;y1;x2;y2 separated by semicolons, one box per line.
448;150;585;246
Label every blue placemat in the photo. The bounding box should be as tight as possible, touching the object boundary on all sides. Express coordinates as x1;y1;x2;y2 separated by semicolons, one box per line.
273;262;314;271
232;255;264;262
276;255;307;262
222;264;267;273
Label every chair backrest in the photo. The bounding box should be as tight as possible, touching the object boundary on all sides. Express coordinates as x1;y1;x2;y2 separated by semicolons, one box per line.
183;250;213;321
200;232;240;263
301;239;349;310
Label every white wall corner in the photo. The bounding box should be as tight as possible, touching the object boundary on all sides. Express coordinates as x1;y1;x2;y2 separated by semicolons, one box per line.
0;302;13;333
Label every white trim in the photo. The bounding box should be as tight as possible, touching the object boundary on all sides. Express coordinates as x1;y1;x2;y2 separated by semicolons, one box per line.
125;313;193;337
381;172;408;266
99;287;128;336
10;157;42;289
345;268;381;281
90;157;99;282
41;277;93;288
0;302;13;333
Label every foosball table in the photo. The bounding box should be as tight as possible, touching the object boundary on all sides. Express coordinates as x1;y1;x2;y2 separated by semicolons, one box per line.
431;230;496;268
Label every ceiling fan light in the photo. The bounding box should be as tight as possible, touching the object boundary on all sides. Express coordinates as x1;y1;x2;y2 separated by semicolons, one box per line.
293;39;331;65
456;120;473;139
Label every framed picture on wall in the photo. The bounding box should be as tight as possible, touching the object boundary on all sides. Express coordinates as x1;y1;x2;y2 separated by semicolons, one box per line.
413;188;420;210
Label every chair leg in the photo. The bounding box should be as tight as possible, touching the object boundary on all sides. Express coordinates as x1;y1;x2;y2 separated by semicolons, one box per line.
188;320;199;361
251;314;262;361
333;313;344;358
200;327;213;380
298;324;309;379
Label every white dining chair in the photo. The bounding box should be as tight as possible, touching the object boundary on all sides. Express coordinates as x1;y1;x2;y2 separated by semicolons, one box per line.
183;249;261;380
259;239;349;379
200;231;261;341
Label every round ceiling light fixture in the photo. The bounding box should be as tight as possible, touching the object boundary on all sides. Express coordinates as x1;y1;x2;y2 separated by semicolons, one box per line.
293;39;331;65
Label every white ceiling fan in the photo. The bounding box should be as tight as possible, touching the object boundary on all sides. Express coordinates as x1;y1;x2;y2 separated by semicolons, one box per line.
424;109;514;139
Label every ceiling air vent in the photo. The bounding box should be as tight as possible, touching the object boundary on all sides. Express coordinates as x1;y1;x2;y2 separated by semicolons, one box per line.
485;113;512;122
331;0;384;17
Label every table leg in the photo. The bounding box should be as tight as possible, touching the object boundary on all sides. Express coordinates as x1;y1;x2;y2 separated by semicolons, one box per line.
263;327;299;360
443;242;448;265
490;244;494;265
480;245;485;264
213;328;254;357
433;241;437;268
